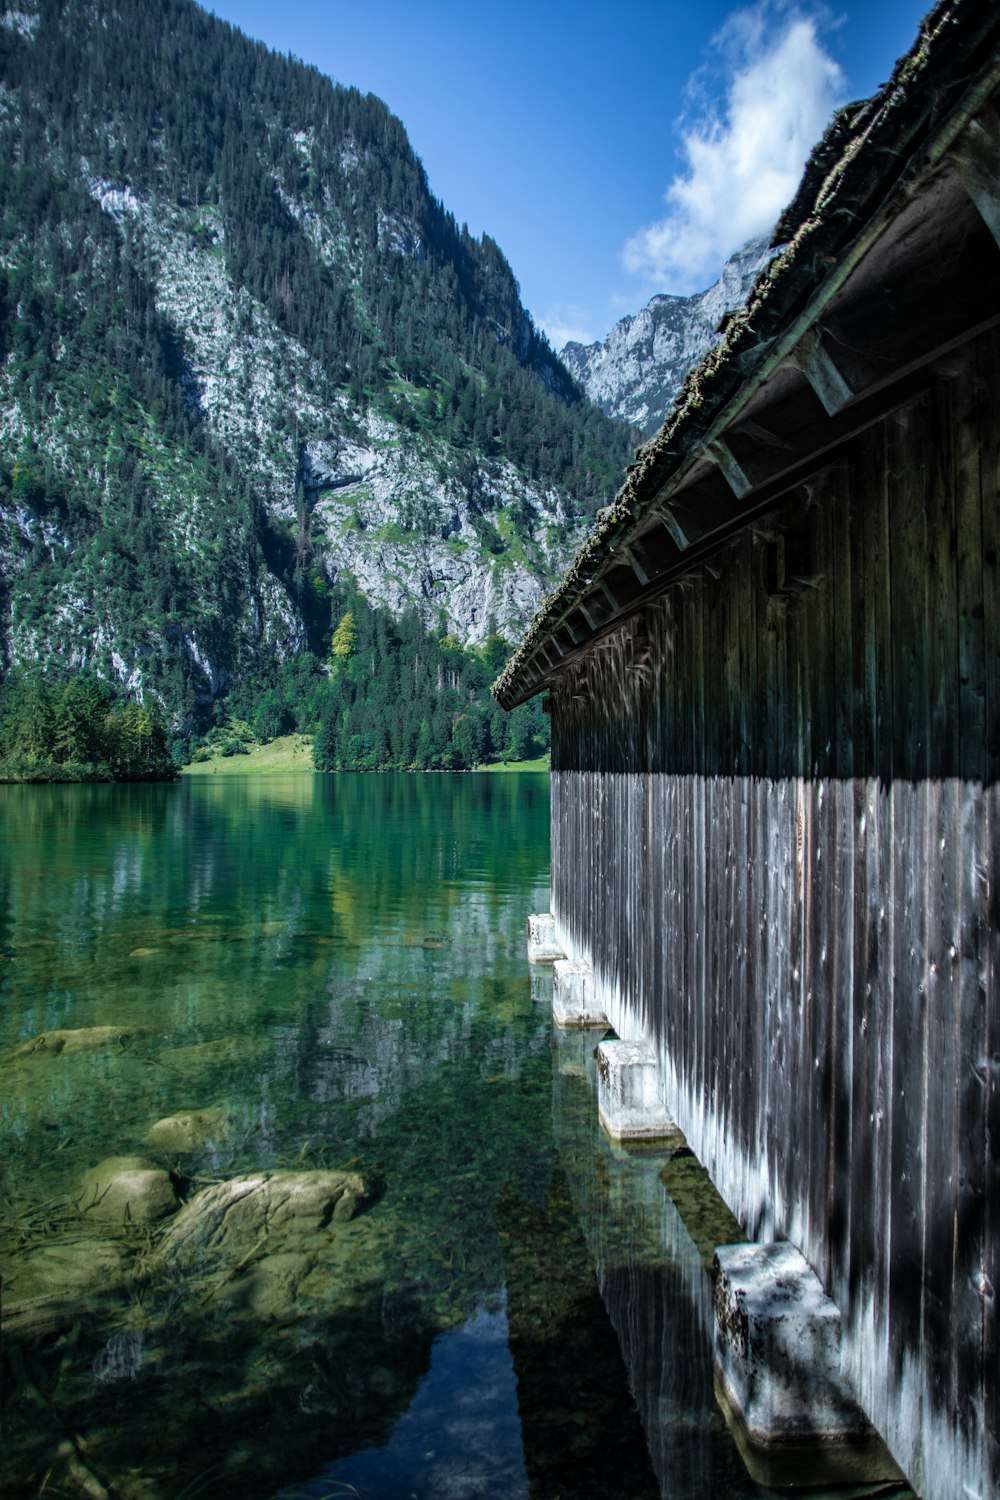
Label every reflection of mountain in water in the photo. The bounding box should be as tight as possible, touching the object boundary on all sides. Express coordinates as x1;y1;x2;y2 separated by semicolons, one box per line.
0;772;550;1029
308;1301;530;1500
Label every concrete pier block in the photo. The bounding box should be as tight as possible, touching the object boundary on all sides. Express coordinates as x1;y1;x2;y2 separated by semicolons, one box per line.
552;959;608;1028
712;1242;904;1487
526;912;565;965
596;1039;678;1141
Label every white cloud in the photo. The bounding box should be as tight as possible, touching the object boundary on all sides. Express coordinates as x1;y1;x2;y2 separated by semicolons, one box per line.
539;303;595;350
623;5;844;295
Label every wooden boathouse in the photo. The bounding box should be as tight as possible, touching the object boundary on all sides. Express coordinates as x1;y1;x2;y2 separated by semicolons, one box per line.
496;5;1000;1496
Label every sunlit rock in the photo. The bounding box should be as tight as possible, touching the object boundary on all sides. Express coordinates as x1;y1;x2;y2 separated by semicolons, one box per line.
144;1108;228;1153
14;1026;139;1058
78;1156;179;1225
157;1170;368;1267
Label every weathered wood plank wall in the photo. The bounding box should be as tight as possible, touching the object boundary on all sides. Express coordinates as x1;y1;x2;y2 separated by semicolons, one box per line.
548;330;1000;1500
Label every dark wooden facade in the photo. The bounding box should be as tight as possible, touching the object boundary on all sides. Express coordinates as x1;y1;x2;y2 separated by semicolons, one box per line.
548;330;999;1496
497;10;1000;1495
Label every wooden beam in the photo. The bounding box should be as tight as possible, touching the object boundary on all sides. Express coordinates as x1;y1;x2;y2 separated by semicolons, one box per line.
953;105;1000;251
622;546;651;586
706;438;752;499
735;418;797;454
655;506;691;551
497;363;939;708
599;580;621;613
790;327;856;415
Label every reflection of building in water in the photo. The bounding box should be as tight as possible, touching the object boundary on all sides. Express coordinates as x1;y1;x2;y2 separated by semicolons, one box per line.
546;1029;758;1498
496;1166;661;1499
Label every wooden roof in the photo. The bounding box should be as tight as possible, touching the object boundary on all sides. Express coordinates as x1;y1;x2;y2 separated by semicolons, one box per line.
494;0;1000;711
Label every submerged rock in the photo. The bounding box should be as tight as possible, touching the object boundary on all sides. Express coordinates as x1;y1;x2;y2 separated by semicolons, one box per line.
144;1108;228;1153
158;1035;270;1069
1;1239;128;1339
78;1156;179;1225
15;1026;139;1058
158;1170;368;1267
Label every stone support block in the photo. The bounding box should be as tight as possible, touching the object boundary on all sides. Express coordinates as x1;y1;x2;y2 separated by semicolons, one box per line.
551;959;607;1028
596;1039;678;1141
526;912;565;965
712;1242;904;1487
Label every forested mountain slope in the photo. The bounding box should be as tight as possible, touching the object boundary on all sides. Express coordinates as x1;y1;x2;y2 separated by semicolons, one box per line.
0;0;634;726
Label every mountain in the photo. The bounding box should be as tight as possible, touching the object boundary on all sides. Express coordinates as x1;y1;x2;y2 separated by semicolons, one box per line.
561;237;773;437
0;0;634;727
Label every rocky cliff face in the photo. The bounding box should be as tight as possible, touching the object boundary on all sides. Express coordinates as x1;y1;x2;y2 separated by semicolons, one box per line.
561;238;773;437
0;0;632;716
80;182;573;649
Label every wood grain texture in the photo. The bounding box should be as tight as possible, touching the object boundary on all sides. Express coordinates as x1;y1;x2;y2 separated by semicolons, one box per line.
547;331;998;1500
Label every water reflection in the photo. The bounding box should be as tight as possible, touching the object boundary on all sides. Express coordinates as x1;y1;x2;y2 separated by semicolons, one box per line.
2;773;786;1499
295;1300;530;1500
2;775;556;1499
550;1028;763;1498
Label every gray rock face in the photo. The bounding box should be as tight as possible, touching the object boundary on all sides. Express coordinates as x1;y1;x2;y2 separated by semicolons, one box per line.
65;186;575;655
562;237;774;437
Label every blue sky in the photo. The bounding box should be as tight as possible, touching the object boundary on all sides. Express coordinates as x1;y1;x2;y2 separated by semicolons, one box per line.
208;0;933;348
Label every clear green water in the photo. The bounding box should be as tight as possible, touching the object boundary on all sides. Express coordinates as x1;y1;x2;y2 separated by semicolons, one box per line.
1;773;765;1500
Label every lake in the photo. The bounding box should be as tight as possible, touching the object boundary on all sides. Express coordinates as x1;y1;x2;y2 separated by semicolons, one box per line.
1;773;766;1500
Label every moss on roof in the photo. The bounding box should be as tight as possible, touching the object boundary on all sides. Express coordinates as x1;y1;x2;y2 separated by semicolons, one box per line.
495;0;999;707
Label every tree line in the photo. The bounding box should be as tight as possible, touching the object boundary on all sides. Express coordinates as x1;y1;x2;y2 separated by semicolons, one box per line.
198;588;548;772
0;669;176;780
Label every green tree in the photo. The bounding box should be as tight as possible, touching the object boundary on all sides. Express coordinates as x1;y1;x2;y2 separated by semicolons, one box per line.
452;708;486;768
0;670;54;761
329;610;358;668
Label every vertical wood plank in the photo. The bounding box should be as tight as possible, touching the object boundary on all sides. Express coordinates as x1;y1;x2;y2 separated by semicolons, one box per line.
921;380;959;1426
828;449;856;1305
978;329;1000;1496
887;401;930;1397
984;786;1000;1494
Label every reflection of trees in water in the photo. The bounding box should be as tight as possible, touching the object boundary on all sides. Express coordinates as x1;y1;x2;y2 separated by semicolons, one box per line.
0;774;563;1499
0;775;550;1026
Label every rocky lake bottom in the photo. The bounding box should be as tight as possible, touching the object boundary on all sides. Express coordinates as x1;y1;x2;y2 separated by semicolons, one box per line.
0;775;911;1500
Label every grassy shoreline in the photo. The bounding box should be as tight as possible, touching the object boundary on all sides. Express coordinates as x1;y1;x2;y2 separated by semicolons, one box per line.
180;734;314;775
181;736;550;776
